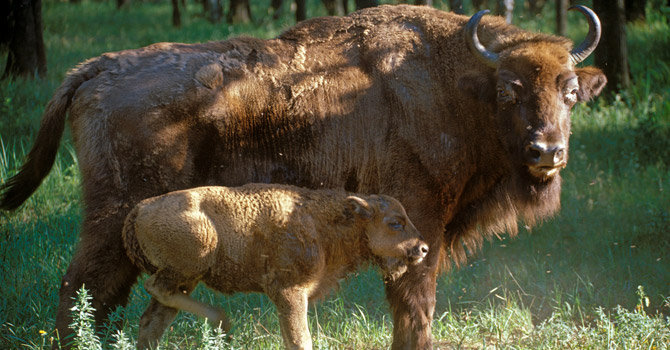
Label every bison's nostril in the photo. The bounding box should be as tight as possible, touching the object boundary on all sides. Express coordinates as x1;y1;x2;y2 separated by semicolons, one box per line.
554;148;565;162
420;245;429;255
525;144;542;163
526;143;566;167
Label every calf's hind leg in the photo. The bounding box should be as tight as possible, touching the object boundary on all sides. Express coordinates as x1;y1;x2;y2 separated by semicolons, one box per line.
137;298;179;350
141;270;230;337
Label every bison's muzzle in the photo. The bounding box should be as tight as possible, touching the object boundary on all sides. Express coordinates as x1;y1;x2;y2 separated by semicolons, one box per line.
524;142;567;178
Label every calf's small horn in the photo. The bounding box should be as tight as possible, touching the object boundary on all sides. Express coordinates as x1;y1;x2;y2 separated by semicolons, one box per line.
464;10;499;69
568;5;601;65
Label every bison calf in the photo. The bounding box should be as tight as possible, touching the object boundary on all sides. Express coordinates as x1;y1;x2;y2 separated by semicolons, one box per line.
122;183;428;349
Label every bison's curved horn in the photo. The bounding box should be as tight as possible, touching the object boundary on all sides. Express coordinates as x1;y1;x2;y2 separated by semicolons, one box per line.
568;5;601;65
464;10;499;69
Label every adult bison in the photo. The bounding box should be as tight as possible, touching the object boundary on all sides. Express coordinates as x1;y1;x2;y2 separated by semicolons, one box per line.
1;4;606;349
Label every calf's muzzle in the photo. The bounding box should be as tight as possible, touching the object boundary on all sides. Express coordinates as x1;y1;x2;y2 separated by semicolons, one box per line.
408;242;429;264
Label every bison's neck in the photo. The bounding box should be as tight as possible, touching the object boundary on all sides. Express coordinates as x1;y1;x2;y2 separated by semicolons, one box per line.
444;162;562;266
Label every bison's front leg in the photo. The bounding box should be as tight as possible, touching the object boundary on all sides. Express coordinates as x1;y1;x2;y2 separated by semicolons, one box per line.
379;159;448;349
385;244;440;350
270;287;312;350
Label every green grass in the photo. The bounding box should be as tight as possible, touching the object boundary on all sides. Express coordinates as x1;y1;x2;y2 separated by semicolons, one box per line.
2;0;670;349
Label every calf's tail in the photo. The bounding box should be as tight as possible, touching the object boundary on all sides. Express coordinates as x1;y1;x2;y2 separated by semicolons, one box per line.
0;58;102;210
122;205;158;274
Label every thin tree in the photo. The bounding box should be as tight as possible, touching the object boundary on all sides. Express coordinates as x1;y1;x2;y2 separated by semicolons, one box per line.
415;0;435;8
323;0;347;16
2;0;47;80
0;0;11;48
203;0;222;23
556;0;568;36
355;0;377;10
497;0;514;24
271;0;282;19
296;0;306;22
447;0;463;14
472;0;486;11
227;0;252;23
593;0;630;92
527;0;547;15
625;0;646;22
172;0;181;27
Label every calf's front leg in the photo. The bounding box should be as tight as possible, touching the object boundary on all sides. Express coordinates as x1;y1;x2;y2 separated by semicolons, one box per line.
270;287;312;350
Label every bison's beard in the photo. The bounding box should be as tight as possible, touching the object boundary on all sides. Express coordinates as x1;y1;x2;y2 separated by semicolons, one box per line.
512;164;563;227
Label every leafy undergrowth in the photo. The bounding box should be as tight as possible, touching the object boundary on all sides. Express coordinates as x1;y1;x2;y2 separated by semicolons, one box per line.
40;285;670;349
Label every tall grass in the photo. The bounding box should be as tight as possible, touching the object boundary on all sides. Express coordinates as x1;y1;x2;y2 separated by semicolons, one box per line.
1;0;669;349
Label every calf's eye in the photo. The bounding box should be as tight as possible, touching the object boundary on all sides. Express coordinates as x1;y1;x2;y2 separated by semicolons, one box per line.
388;221;403;230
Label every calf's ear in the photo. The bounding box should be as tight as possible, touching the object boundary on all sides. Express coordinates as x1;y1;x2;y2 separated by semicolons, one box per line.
575;66;607;102
347;196;373;220
458;70;496;104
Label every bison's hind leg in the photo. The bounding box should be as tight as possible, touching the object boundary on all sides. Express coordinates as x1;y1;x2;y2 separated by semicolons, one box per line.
143;269;231;333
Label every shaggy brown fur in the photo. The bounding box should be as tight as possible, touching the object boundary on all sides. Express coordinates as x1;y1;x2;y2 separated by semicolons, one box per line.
122;183;427;349
0;5;606;349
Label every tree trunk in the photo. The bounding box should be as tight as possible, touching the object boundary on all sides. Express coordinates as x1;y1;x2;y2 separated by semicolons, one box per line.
206;0;222;22
171;0;181;27
472;0;487;11
116;0;129;9
227;0;251;23
497;0;514;24
322;0;346;15
556;0;568;36
527;0;546;15
593;0;630;92
2;0;47;80
271;0;283;19
625;0;646;22
415;0;434;7
0;0;12;48
295;0;306;21
355;0;377;10
447;0;463;14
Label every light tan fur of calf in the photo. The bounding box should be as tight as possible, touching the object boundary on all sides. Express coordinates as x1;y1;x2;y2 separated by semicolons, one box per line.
122;183;427;349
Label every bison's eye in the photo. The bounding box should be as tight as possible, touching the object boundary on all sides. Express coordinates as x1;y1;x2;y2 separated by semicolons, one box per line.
564;88;578;105
496;82;518;104
497;87;507;97
563;77;579;104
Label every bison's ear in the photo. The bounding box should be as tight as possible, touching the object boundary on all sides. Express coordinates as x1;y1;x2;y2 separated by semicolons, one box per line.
458;71;496;104
575;66;607;102
347;196;373;220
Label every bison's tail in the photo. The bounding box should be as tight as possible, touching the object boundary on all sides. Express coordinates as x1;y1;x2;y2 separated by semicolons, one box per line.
122;206;157;274
0;59;102;210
